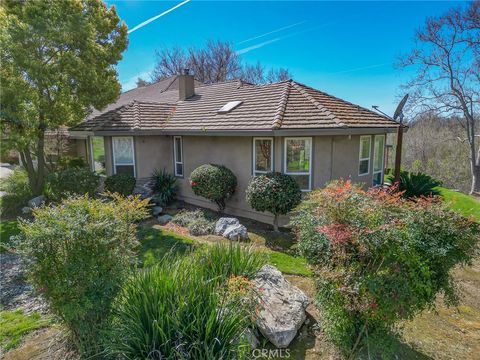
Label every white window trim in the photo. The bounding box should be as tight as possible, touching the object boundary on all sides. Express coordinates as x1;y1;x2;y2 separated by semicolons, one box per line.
173;136;184;177
252;137;273;176
112;136;136;177
284;137;313;192
373;134;385;186
358;135;371;176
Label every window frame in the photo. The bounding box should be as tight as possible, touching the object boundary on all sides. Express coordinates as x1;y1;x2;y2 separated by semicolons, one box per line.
173;136;184;177
112;136;136;177
283;137;313;192
358;135;372;176
89;136;106;174
372;134;385;186
252;137;274;176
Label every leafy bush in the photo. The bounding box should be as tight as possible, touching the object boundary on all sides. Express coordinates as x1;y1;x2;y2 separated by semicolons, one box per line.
107;243;263;359
246;172;302;231
151;169;177;206
172;209;216;236
16;194;149;357
57;156;87;170
104;173;136;196
189;164;237;212
45;167;100;202
291;180;479;356
388;170;441;198
0;168;33;218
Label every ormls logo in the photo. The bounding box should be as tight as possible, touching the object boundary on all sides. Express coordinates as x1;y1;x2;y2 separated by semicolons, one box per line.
252;349;291;358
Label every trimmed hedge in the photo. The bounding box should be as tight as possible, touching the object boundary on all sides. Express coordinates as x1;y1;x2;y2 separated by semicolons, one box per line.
104;173;136;196
46;168;99;202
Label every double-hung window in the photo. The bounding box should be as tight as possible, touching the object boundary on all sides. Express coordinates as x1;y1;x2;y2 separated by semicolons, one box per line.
284;137;312;191
174;136;183;177
112;136;135;176
372;135;385;186
253;137;273;176
358;136;371;176
89;136;106;175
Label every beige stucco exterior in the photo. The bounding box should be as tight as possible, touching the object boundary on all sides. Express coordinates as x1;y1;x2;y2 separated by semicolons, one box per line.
75;132;386;225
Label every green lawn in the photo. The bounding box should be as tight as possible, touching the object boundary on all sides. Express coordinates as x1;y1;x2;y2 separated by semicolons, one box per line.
0;219;20;252
0;310;50;352
436;186;480;222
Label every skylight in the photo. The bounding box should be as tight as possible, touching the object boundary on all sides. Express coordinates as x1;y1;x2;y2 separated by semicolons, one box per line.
217;100;243;114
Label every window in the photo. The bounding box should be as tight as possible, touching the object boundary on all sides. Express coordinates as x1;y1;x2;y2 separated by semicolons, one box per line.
174;136;183;177
89;136;106;175
373;135;385;186
284;137;312;191
112;136;135;176
253;137;273;176
358;136;371;176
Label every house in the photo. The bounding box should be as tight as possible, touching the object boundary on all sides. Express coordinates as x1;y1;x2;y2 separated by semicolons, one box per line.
69;72;398;224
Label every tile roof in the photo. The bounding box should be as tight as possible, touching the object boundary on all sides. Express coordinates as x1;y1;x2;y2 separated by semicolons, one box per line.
71;78;398;133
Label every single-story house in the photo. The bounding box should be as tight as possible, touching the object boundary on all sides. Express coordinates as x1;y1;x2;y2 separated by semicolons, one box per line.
69;73;398;224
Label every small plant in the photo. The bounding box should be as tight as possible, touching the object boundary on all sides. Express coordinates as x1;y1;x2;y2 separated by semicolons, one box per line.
388;170;441;198
0;168;33;217
246;172;302;231
189;164;237;212
107;243;263;359
172;209;216;236
16;194;149;357
45;167;100;202
150;169;177;206
291;180;479;356
104;173;136;196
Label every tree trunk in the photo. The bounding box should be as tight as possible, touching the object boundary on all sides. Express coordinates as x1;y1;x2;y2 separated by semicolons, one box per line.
273;214;279;232
20;130;46;196
469;130;479;195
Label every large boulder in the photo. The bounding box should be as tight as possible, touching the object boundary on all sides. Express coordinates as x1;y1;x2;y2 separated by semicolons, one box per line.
254;265;310;348
157;214;173;225
27;195;45;208
214;217;240;235
223;224;248;241
152;206;163;217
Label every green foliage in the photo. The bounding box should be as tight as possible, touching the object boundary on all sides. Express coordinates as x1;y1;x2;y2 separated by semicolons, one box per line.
57;156;87;170
16;194;149;357
190;164;237;212
388;170;442;198
0;310;50;352
0;168;32;218
104;173;136;196
291;180;479;356
106;243;263;359
45;167;100;202
0;220;19;252
172;209;217;236
246;172;302;230
151;169;178;206
437;186;480;222
0;0;127;194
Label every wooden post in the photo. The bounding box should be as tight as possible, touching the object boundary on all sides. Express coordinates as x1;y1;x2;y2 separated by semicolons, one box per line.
394;115;404;183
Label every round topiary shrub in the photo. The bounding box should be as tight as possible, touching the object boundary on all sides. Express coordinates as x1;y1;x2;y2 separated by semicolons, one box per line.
189;164;237;212
46;167;100;202
104;173;136;196
246;172;302;231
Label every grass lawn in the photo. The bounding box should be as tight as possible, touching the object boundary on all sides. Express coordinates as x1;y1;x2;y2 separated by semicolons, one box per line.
436;186;480;222
0;220;20;252
0;310;50;353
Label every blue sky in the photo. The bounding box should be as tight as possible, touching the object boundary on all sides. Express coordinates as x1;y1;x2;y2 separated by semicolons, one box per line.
108;0;459;115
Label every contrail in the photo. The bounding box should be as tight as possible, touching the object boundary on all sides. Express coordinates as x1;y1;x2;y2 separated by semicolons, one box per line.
330;63;389;75
128;0;190;34
237;21;307;45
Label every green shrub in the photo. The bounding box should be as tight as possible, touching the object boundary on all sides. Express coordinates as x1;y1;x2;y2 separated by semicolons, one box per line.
172;209;216;236
291;180;479;356
107;243;263;359
151;169;177;206
388;170;441;198
104;173;136;196
16;194;149;357
246;172;302;231
57;156;87;170
190;164;237;212
0;168;33;218
45;167;99;202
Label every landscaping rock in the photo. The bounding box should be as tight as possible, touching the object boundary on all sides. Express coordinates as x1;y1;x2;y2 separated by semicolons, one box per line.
157;214;173;225
254;265;310;348
27;195;45;208
244;328;260;349
152;206;163;216
22;206;32;214
214;217;240;235
223;224;248;241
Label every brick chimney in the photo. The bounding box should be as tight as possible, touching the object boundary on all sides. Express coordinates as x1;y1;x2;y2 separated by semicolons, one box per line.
178;69;195;100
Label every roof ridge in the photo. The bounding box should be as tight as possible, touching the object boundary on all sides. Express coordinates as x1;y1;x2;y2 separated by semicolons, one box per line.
160;75;179;93
272;81;291;129
132;101;141;130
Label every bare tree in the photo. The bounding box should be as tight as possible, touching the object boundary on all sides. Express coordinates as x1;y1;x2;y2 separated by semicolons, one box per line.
151;40;292;85
399;1;480;194
135;78;149;87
